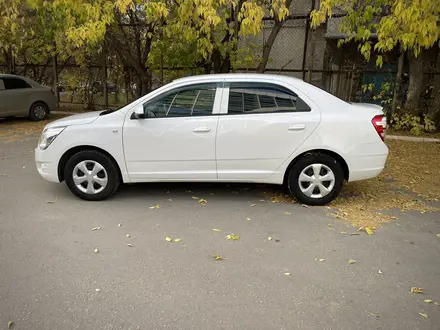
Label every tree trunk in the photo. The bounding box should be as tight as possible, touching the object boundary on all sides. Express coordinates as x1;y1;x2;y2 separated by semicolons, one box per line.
391;46;405;116
404;50;424;115
257;0;293;73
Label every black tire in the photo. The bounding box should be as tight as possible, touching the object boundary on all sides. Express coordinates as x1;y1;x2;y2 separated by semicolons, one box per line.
287;153;344;206
29;102;48;121
64;150;120;201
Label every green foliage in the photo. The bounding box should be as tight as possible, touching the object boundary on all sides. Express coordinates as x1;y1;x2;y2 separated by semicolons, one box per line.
310;0;440;66
390;114;436;136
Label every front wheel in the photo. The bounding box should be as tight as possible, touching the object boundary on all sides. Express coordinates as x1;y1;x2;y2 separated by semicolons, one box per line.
64;150;120;201
287;153;344;206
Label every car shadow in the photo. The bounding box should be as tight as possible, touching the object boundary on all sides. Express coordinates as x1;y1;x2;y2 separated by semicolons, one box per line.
115;182;287;201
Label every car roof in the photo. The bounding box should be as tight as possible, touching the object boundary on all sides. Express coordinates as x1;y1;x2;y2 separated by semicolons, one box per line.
173;73;301;84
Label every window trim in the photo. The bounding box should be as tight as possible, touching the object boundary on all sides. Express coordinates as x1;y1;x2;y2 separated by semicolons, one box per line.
218;80;314;115
138;82;222;119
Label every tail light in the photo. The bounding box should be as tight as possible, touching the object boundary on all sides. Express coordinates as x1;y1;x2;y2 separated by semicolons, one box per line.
372;115;386;141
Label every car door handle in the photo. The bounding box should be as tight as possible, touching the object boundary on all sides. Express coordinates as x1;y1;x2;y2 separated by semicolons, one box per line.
193;127;211;133
288;124;306;131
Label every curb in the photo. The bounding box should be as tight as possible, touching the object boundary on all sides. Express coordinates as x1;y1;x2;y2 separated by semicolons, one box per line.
386;135;440;143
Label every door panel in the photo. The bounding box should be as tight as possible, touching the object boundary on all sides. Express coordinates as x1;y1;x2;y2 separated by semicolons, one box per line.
216;82;320;179
0;78;31;116
123;83;220;181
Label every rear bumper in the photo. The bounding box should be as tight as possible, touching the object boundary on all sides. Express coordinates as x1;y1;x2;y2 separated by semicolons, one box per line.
348;153;388;182
35;148;60;183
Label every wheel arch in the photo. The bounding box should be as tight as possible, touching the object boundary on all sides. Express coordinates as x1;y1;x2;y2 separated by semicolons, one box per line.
283;149;349;185
58;145;123;182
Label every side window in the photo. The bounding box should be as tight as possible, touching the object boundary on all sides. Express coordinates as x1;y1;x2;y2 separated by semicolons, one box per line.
227;82;311;114
143;83;217;118
2;78;31;90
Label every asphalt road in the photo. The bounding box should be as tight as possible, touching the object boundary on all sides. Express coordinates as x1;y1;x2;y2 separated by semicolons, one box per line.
1;129;440;330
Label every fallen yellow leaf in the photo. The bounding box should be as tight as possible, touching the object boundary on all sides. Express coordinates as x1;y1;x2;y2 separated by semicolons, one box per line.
365;227;374;235
268;236;273;241
419;312;428;318
126;234;130;238
424;299;433;303
149;204;161;209
165;237;173;242
198;199;207;205
46;198;57;203
302;204;309;208
226;233;240;241
368;312;379;317
348;259;357;264
95;288;101;292
126;243;133;247
250;204;257;207
212;228;221;232
94;248;99;253
318;259;325;262
8;321;13;329
191;196;199;200
212;253;226;260
91;227;101;231
434;302;440;306
410;287;424;293
436;234;440;238
284;272;291;276
173;238;182;242
246;217;252;221
284;212;291;215
118;223;122;227
378;270;383;274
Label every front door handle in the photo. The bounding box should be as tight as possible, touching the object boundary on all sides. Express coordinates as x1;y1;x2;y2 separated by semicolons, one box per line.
193;127;211;133
288;124;306;131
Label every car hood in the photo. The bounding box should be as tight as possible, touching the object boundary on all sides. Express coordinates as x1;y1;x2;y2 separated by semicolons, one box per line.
45;111;102;129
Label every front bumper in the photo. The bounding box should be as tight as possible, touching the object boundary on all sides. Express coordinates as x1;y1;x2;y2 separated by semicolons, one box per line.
35;148;60;183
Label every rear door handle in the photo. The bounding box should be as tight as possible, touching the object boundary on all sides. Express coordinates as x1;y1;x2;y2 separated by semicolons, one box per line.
288;124;306;131
193;127;211;133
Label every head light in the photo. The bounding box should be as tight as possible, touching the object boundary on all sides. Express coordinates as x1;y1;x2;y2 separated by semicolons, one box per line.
38;127;66;150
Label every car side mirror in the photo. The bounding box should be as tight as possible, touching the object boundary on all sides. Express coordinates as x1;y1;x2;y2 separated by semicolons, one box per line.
131;105;145;119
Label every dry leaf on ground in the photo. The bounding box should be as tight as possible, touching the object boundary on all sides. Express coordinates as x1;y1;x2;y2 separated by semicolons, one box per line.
250;204;257;207
284;272;291;276
198;199;207;205
212;253;226;260
424;299;433;303
118;223;122;227
95;288;101;292
419;312;428;318
268;236;273;241
91;227;101;231
149;204;161;209
348;259;357;264
165;237;173;242
212;228;221;232
126;234;130;238
436;234;440;238
126;243;133;247
246;217;251;221
411;287;424;294
226;233;240;240
94;248;99;253
378;270;383;274
191;196;199;200
368;312;379;318
8;321;13;329
173;238;182;242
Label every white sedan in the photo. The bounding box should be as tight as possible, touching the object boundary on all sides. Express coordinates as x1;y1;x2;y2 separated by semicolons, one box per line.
35;74;388;205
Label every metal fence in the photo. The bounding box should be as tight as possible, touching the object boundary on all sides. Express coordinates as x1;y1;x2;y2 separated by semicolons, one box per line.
1;1;440;113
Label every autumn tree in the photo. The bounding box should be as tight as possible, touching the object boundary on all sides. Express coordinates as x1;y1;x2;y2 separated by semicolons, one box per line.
311;0;440;120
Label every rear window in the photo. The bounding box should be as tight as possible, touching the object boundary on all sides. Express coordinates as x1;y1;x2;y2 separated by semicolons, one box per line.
227;82;311;114
2;77;31;90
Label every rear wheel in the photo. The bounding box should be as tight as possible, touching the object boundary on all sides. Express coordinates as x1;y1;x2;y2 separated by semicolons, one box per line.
287;153;344;206
29;102;48;121
64;150;120;201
